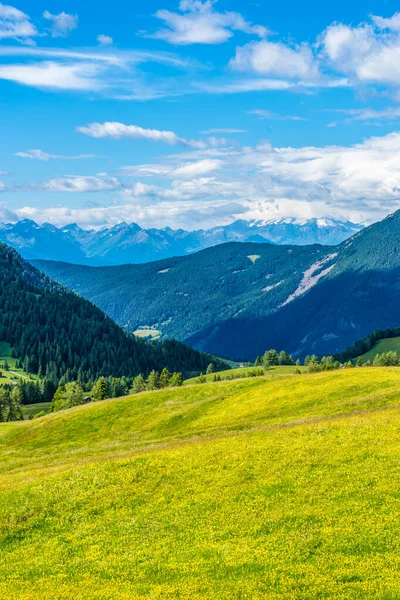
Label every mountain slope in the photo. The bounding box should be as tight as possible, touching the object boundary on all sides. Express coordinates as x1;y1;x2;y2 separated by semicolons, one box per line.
0;242;227;382
1;217;362;265
33;242;334;352
1;369;400;598
33;209;400;360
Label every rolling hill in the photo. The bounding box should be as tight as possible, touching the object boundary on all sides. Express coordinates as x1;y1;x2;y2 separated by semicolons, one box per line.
33;209;400;360
0;242;227;383
1;217;362;265
1;368;400;598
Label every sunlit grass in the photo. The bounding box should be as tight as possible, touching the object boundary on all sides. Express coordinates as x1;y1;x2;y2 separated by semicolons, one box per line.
1;368;400;598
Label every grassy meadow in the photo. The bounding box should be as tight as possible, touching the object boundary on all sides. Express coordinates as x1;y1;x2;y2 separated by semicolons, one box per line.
21;402;52;420
0;341;35;385
1;368;400;598
184;364;307;384
360;336;400;361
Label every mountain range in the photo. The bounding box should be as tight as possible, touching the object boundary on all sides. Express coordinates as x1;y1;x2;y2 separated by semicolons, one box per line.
33;209;400;360
1;218;362;265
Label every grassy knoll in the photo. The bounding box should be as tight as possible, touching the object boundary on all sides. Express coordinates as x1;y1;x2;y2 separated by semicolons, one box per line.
360;336;400;361
1;369;400;598
21;402;51;420
185;364;306;384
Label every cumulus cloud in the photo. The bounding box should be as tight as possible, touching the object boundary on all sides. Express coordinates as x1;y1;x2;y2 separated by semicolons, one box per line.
97;34;113;46
77;121;206;148
43;11;78;38
0;3;37;41
15;149;98;161
148;0;268;45
320;19;400;87
230;39;319;80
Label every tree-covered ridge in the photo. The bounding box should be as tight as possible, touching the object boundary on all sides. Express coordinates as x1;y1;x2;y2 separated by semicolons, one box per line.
33;242;332;344
335;327;400;362
0;243;227;384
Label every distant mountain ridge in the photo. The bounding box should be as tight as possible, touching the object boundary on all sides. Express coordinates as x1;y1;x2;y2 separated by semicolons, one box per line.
33;209;400;360
0;217;362;265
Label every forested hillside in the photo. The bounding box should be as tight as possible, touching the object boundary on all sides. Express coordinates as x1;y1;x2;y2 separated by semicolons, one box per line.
34;209;400;360
0;243;227;383
33;242;333;349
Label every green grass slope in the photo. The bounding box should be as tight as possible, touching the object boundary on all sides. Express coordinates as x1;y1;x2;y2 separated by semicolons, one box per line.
1;369;400;599
359;336;400;361
0;341;35;385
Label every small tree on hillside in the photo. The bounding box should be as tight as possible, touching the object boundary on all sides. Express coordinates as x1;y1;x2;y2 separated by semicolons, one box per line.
206;363;214;375
170;372;183;387
92;377;108;402
159;368;171;388
131;374;146;394
147;370;160;391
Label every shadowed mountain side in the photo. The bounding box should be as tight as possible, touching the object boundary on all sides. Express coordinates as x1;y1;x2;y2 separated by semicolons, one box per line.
186;269;400;360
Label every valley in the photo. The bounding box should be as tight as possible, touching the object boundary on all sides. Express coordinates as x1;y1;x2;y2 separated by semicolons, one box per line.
33;209;400;360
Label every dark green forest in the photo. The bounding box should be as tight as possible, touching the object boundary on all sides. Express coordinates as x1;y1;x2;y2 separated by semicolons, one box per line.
0;243;227;384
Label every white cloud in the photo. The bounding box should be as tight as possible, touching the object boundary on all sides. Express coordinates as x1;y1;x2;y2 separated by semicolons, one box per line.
201;128;247;134
149;0;268;45
371;13;400;31
15;149;98;161
0;61;103;90
77;121;206;148
230;40;319;80
248;109;307;121
97;34;113;46
320;20;400;87
171;158;223;178
43;10;78;38
0;45;193;98
0;3;37;41
40;176;121;193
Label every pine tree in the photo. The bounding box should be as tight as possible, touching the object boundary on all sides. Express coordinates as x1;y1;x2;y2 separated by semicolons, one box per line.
131;374;146;394
159;368;171;388
170;372;183;387
206;363;214;375
92;377;108;402
146;370;160;391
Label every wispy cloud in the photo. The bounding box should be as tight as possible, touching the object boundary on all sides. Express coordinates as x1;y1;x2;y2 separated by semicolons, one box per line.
0;61;103;90
248;109;307;121
40;176;122;193
201;128;247;134
15;149;99;161
77;121;206;148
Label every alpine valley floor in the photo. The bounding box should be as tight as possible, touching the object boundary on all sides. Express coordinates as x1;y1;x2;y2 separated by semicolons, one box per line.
1;368;400;599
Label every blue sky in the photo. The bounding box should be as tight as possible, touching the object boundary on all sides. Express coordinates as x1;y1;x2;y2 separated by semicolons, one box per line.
2;0;400;229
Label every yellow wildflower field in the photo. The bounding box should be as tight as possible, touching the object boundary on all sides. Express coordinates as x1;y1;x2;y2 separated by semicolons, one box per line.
1;369;400;599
